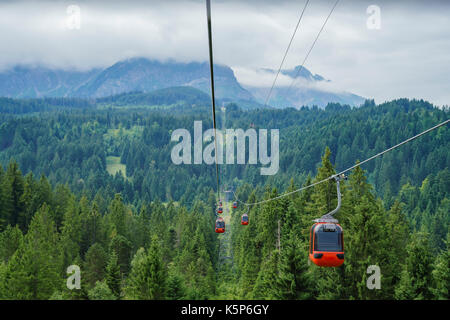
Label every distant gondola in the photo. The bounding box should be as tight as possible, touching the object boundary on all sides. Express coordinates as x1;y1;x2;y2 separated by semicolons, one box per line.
215;217;225;233
241;213;249;225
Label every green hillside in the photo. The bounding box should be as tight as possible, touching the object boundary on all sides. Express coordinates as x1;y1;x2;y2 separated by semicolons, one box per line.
0;97;448;300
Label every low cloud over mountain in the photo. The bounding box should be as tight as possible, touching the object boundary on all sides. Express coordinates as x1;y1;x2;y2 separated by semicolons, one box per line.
0;58;364;109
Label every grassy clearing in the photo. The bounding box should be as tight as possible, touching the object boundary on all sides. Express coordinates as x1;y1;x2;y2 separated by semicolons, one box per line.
104;125;144;140
106;156;128;179
103;125;143;173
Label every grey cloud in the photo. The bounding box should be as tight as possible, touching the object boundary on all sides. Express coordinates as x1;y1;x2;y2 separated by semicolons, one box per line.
0;0;449;106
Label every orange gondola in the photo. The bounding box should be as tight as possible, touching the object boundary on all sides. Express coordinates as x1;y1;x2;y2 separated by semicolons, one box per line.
241;213;249;225
309;222;344;267
215;217;225;233
309;174;346;267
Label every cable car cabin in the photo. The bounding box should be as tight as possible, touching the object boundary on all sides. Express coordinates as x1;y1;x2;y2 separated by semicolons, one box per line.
309;222;344;267
217;206;223;214
241;213;249;225
233;202;237;209
215;217;225;233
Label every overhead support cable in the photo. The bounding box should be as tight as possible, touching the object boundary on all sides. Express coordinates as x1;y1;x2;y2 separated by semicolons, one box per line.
232;119;449;206
284;0;340;101
206;0;221;201
264;0;310;107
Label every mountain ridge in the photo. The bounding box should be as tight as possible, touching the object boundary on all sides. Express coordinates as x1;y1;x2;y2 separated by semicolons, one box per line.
0;57;365;109
242;65;365;108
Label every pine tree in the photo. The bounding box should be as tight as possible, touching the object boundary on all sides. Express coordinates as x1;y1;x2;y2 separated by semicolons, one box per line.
124;247;147;299
18;172;37;231
166;263;186;300
192;248;216;299
125;236;167;300
4;204;62;299
80;201;105;256
109;193;128;238
256;188;284;258
0;224;23;263
382;201;409;297
5;160;25;227
84;243;108;289
307;147;337;216
0;166;14;230
109;234;132;275
105;251;122;299
395;232;434;300
428;198;449;254
338;165;389;299
276;234;311;299
88;281;117;300
345;195;386;299
0;261;6;299
252;250;279;299
0;163;4;219
431;233;449;300
142;235;167;299
131;204;151;251
239;226;261;298
60;196;82;272
37;175;53;224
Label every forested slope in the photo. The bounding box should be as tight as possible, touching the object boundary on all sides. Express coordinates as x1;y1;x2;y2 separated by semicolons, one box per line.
0;165;219;299
0;97;448;299
0;98;447;206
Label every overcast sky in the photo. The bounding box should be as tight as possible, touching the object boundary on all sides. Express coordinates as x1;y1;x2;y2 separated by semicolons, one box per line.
0;0;449;106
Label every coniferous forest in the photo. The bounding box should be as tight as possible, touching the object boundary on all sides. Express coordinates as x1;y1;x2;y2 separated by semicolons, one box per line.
0;97;448;300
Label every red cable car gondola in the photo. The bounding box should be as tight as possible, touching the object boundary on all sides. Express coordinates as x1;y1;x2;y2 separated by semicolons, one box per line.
215;217;225;233
217;206;223;214
233;202;237;209
309;222;344;267
309;175;346;267
241;213;249;225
